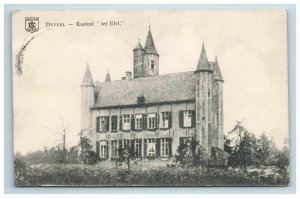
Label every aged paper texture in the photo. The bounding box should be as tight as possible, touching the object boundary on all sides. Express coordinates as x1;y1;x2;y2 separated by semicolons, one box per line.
12;10;289;186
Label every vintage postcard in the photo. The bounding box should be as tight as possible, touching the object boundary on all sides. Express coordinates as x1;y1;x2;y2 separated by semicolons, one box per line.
12;10;289;186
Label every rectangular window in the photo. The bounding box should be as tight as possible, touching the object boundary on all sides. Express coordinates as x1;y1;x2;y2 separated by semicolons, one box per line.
183;111;192;127
111;140;118;158
147;138;156;157
111;116;118;131
160;112;170;129
123;114;131;131
151;60;154;69
148;113;156;129
135;114;143;130
134;139;142;157
160;138;170;157
99;141;108;158
120;139;130;150
97;116;109;132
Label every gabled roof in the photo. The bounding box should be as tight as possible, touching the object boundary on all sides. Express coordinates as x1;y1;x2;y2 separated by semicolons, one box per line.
196;43;213;72
94;71;195;108
144;28;158;55
214;56;224;81
81;64;94;86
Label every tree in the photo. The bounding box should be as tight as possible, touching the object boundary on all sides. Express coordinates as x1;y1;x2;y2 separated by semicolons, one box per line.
274;137;289;171
174;138;208;168
78;136;96;164
227;121;259;172
116;146;135;171
256;133;278;166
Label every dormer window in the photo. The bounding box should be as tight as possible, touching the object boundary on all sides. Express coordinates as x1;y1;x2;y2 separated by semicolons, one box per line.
151;60;155;69
137;95;145;104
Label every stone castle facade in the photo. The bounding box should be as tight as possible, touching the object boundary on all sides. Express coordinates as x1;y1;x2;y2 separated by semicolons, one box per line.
80;27;227;165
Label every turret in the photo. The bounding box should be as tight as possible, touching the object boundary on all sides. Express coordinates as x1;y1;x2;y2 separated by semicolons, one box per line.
214;56;224;150
81;63;95;146
194;43;213;153
143;26;159;77
105;70;111;82
133;39;144;78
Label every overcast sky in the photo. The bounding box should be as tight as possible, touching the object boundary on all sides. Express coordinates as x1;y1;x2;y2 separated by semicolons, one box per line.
12;10;288;154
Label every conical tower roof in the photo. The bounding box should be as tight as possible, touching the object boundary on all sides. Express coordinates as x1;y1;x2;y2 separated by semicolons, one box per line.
105;70;111;82
81;63;94;86
214;56;224;81
144;26;158;55
133;39;144;50
196;43;212;72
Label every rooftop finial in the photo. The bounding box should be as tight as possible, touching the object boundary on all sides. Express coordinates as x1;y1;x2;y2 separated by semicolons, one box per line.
149;24;151;30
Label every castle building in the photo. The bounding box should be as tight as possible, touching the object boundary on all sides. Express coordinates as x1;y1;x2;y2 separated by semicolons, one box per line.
81;27;227;165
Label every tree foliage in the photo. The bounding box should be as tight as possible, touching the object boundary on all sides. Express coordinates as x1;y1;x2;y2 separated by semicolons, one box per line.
79;136;98;165
174;138;208;168
225;122;289;172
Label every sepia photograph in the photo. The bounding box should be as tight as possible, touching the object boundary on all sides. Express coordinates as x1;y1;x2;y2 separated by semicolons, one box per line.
12;10;289;187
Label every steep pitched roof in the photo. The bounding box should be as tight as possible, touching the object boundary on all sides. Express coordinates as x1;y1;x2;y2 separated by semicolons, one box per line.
133;40;144;50
105;71;111;82
214;56;224;81
81;63;94;86
94;71;195;108
196;43;213;72
144;28;158;55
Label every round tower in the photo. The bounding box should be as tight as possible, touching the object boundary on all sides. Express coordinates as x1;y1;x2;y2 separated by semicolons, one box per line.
133;39;144;78
214;56;224;150
194;43;213;154
81;63;95;146
143;26;159;77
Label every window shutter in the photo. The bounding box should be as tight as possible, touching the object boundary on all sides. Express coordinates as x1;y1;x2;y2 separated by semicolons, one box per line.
169;138;172;157
131;115;135;131
106;141;109;158
142;114;144;129
158;113;161;129
96;141;100;157
156;138;160;157
143;114;147;129
106;116;110;131
118;140;122;150
191;137;196;155
144;139;147;157
155;113;158;129
96;117;100;132
119;115;123;131
179;137;184;146
179;111;184;128
130;140;135;158
111;115;117;131
169;112;172;128
191;110;196;127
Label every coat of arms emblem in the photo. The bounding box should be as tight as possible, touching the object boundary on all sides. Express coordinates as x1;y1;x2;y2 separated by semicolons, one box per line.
25;17;39;33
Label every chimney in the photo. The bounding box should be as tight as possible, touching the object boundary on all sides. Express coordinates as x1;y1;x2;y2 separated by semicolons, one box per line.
125;71;132;81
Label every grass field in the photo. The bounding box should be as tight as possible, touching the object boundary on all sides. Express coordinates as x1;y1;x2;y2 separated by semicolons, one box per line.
14;161;289;186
